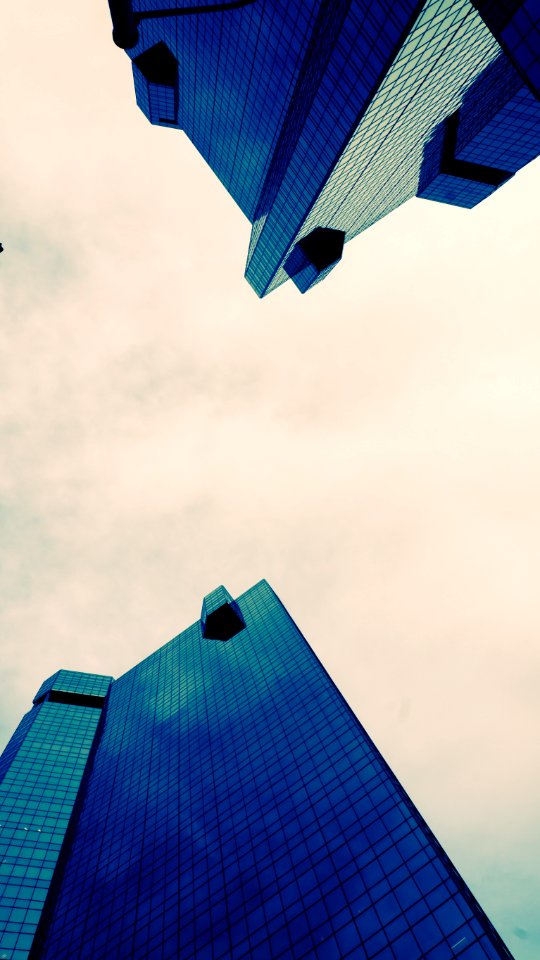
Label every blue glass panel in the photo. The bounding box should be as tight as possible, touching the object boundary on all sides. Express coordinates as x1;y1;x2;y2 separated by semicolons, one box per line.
0;673;112;959
11;581;510;960
111;0;539;295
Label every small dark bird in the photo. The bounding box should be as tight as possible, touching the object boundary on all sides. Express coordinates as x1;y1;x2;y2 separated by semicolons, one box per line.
0;243;3;253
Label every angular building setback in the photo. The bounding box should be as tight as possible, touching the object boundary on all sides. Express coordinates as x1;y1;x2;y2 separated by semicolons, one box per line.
1;581;514;959
106;0;540;296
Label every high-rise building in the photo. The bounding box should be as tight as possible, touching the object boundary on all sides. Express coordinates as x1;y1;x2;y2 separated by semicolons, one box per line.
106;0;539;295
1;581;513;959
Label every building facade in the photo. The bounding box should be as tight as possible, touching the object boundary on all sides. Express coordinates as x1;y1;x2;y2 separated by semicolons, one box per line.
107;0;540;295
0;671;113;960
1;581;514;959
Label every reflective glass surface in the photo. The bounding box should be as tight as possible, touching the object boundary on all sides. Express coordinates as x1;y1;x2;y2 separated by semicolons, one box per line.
249;0;500;295
0;673;112;960
119;1;538;295
472;0;540;98
456;55;540;170
129;0;328;219
33;582;512;960
417;49;540;208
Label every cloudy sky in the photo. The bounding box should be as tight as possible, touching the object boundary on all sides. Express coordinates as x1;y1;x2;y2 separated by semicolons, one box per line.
1;3;539;957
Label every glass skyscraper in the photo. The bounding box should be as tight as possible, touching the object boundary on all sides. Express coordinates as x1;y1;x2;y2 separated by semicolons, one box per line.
106;0;539;295
1;581;514;959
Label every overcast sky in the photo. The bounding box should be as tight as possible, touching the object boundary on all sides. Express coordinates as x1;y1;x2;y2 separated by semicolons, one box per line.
1;3;539;957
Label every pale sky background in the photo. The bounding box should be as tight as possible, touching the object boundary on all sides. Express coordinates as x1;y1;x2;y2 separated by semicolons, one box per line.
1;3;539;958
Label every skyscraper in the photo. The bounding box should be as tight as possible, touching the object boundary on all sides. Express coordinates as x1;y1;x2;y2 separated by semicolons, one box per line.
106;0;539;295
1;581;513;959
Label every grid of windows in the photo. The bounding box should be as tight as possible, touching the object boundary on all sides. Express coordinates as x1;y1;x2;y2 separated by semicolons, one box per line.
417;47;540;208
119;1;538;295
129;0;327;219
132;41;181;128
35;582;513;960
0;716;40;794
32;671;112;704
134;68;179;127
0;671;111;960
201;585;236;617
473;0;540;98
459;82;539;168
417;165;500;208
455;55;540;170
247;0;501;295
246;0;428;292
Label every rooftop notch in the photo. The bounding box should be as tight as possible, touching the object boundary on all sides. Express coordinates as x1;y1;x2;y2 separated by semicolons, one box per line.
201;586;246;641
